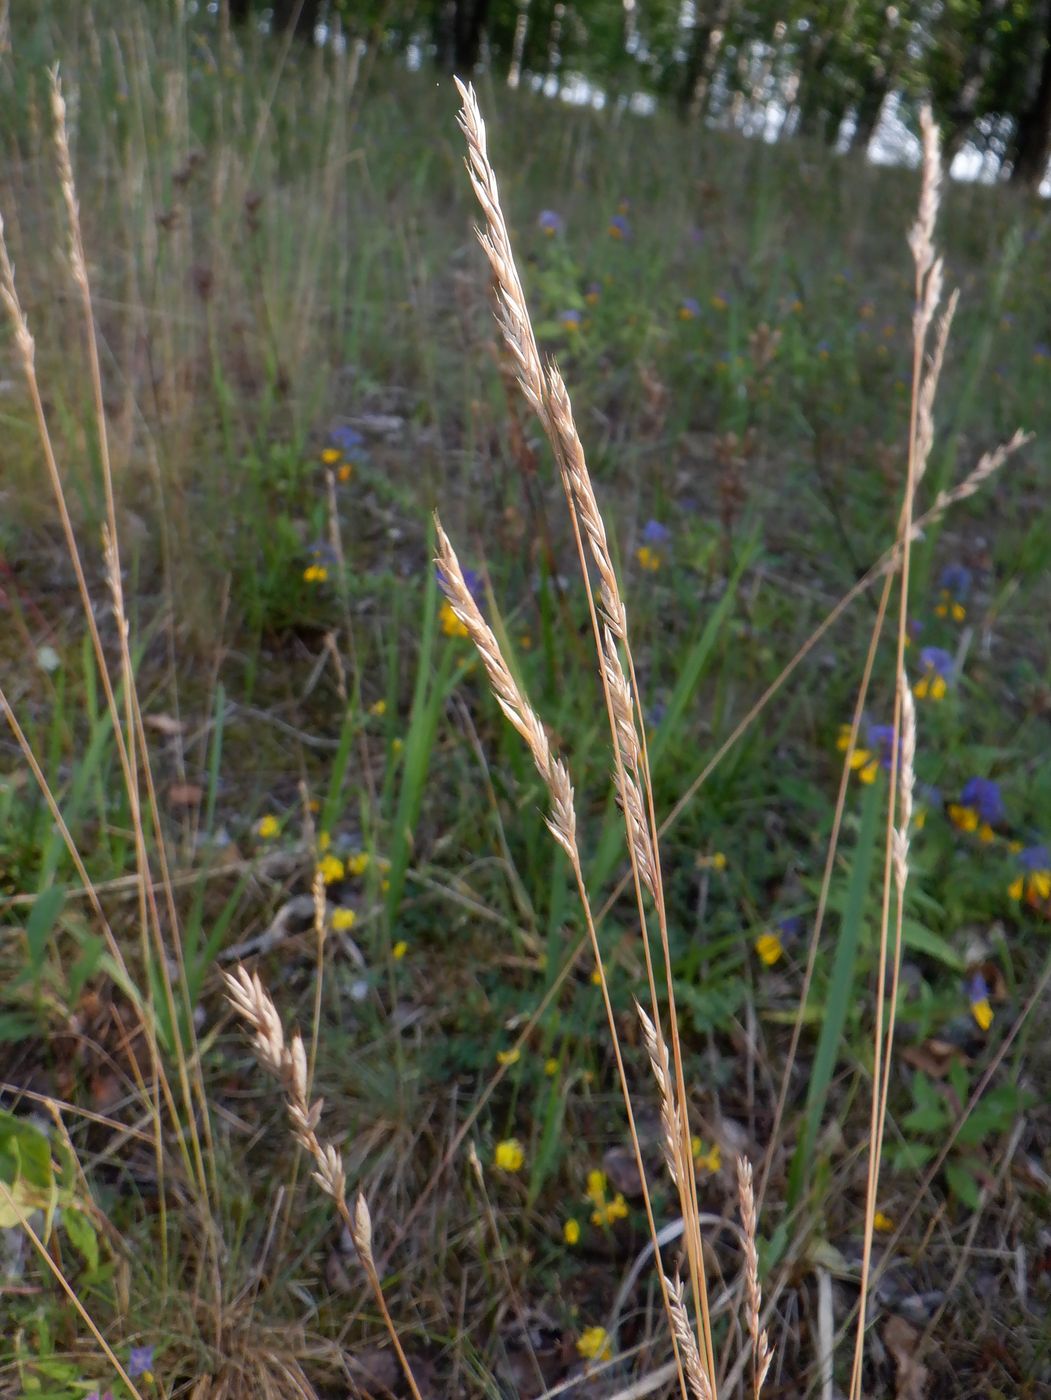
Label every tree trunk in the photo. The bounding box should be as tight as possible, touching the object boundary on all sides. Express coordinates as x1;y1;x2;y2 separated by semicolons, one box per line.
507;0;530;88
941;0;1009;165
678;0;732;122
435;0;491;72
849;77;890;153
270;0;324;37
1010;4;1051;187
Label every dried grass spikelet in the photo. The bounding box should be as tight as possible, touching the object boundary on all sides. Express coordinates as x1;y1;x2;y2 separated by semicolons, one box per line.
547;366;628;641
454;77;546;418
352;1191;374;1268
223;966;423;1400
49;71;88;289
223;967;344;1200
434;515;576;858
908;105;942;286
735;1156;773;1398
892;678;916;897
914;290;958;483
635;1000;681;1190
664;1272;713;1400
931;429;1030;514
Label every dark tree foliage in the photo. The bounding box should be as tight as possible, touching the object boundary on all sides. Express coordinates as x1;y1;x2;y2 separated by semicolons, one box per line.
219;0;1051;188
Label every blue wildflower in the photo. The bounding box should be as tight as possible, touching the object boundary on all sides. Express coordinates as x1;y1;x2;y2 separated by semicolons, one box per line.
585;281;602;305
461;567;485;606
538;209;563;236
608;214;631;241
330;425;364;454
936;563;971;621
559;308;582;331
678;297;701;321
939;563;972;597
960;777;1004;826
641;520;671;546
914;647;953;702
1009;845;1051;904
967;971;993;1031
128;1346;154;1380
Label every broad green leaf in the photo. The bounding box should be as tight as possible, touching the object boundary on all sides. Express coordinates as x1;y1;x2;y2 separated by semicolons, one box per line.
945;1160;982;1210
25;886;65;979
902;919;964;970
63;1206;99;1273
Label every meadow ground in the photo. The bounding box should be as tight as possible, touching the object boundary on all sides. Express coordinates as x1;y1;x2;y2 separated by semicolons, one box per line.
1;6;1051;1398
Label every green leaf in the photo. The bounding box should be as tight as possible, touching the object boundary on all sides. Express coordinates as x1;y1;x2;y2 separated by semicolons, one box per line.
902;919;964;970
0;1013;41;1043
63;1206;99;1273
945;1160;982;1210
0;1110;57;1228
25;886;65;979
901;1103;949;1135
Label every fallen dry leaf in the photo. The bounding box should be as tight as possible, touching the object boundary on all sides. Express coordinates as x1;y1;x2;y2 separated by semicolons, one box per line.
901;1038;968;1079
168;782;203;807
884;1313;930;1400
145;713;187;736
603;1145;644;1198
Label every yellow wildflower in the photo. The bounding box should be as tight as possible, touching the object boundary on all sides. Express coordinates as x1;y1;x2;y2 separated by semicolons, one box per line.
369;698;387;716
497;1047;521;1067
636;545;661;572
577;1326;612;1362
563;1218;581;1245
347;851;369;876
544;1058;559;1076
693;1140;721;1173
321;447;340;465
586;1170;607;1204
440;600;468;637
318;831;331;852
303;564;328;583
971;997;993;1032
873;1211;894;1233
318;853;345;884
337;462;353;482
948;803;979;833
331;907;357;931
913;672;947;701
755;932;783;966
494;1138;524;1172
392;939;408;960
256;814;280;839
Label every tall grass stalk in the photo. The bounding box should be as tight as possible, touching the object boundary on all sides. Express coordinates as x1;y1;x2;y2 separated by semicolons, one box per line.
850;107;942;1398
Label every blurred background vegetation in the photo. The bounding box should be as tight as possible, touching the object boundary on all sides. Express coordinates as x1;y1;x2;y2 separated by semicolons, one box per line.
218;0;1051;188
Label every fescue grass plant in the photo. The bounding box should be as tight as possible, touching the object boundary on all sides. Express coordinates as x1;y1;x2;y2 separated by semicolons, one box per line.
2;5;1051;1398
